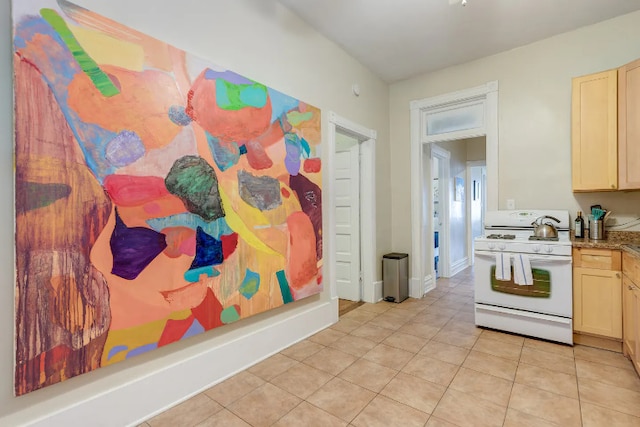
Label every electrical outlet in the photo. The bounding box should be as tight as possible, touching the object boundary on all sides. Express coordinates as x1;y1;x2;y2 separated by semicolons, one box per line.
506;199;515;210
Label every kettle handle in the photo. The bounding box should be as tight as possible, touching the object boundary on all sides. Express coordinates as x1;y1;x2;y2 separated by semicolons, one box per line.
533;215;560;225
542;215;561;223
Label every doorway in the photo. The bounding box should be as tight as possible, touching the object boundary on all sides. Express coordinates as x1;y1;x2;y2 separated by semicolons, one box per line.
430;144;451;279
409;81;499;297
327;112;377;310
467;161;486;263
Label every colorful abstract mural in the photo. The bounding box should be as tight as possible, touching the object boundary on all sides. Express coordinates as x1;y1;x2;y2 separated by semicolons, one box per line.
12;0;322;395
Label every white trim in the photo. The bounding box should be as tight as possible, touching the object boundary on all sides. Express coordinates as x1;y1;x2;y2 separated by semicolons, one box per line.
372;280;383;302
327;112;377;304
450;256;469;277
410;81;498;296
431;145;451;279
465;160;486;264
423;275;436;295
409;274;435;298
16;301;335;427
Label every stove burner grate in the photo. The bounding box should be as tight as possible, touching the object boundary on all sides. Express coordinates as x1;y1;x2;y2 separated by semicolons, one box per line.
486;234;516;240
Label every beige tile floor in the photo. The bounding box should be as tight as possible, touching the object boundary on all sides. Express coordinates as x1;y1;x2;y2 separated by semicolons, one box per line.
143;268;640;427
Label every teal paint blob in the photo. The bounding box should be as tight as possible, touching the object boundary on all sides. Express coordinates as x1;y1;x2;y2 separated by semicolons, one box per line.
184;266;220;283
276;270;294;304
220;306;240;324
239;269;261;299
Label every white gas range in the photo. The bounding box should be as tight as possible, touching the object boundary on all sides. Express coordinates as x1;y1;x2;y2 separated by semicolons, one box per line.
474;210;573;345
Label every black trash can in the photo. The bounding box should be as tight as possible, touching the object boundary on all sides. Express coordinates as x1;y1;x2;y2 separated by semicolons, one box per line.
382;253;409;303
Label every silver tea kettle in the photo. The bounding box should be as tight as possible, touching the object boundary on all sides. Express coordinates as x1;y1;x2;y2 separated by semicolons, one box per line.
531;215;560;238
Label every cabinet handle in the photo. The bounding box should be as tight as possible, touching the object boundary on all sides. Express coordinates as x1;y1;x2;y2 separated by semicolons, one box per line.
611;184;615;188
630;286;635;290
616;273;621;278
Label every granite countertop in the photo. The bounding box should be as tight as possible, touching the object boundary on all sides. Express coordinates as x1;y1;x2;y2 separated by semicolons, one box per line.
572;231;640;255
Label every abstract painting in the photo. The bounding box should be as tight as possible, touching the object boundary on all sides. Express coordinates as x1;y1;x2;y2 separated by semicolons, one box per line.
13;0;322;395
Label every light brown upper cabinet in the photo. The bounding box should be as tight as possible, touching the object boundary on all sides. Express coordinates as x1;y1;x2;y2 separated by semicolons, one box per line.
618;58;640;190
571;70;618;192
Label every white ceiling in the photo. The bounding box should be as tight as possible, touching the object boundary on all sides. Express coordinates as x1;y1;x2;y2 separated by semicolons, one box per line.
277;0;640;83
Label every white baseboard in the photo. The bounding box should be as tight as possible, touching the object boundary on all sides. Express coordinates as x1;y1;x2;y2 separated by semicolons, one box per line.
372;281;383;302
363;280;383;303
450;257;469;277
423;276;436;294
23;300;336;427
409;277;421;298
409;275;435;298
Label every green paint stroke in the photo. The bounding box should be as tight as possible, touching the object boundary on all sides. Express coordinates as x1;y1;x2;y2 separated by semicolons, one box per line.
215;80;267;111
276;270;294;304
21;182;71;212
220;305;240;324
286;111;313;126
40;8;120;97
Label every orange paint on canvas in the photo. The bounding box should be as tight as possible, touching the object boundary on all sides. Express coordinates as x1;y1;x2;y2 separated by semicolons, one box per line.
67;66;183;149
187;72;272;143
115;195;187;227
285;212;317;289
162;227;196;258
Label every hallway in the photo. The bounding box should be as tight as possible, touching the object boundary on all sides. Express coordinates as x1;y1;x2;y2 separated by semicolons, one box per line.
143;267;640;426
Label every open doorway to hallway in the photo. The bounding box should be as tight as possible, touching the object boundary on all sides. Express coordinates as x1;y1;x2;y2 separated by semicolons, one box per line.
431;137;486;286
409;81;498;298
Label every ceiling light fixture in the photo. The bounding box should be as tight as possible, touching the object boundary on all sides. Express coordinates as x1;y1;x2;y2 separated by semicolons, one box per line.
449;0;468;6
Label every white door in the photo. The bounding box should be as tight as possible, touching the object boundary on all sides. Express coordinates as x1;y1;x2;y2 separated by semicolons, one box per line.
335;135;361;301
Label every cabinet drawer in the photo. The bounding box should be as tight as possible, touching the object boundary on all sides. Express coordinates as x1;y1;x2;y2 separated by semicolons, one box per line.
573;248;621;270
623;251;640;283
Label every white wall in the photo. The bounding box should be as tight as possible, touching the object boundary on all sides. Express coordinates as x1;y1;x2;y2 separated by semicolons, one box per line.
390;10;640;254
0;0;390;425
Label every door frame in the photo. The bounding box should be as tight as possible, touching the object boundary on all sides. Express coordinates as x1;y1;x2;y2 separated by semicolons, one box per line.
430;144;451;278
466;160;486;265
327;112;377;303
410;81;498;297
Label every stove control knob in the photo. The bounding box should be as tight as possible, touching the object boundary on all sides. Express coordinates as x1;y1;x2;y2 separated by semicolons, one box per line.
545;245;553;253
488;243;496;250
498;243;506;250
532;244;541;253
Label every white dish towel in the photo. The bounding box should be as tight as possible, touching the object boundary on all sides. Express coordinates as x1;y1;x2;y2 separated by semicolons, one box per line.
513;254;534;286
495;253;511;281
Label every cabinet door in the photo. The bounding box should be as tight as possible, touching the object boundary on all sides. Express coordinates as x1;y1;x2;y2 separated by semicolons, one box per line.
618;58;640;190
573;267;622;338
623;276;637;360
572;70;618;191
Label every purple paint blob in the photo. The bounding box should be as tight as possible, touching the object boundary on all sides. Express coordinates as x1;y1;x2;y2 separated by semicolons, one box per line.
181;318;205;340
284;133;301;176
204;69;253;85
168;105;192;126
289;174;322;260
110;209;167;280
105;130;145;167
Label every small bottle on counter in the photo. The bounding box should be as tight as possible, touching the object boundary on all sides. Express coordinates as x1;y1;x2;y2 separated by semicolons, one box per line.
575;211;585;239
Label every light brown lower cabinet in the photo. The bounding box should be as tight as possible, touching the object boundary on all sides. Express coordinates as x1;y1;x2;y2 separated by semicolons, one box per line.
572;248;623;351
573;266;622;339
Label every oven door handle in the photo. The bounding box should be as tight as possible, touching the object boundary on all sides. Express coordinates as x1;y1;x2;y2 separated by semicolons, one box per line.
474;251;572;263
476;304;572;324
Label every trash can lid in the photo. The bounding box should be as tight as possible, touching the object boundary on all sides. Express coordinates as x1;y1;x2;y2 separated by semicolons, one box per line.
383;252;408;259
